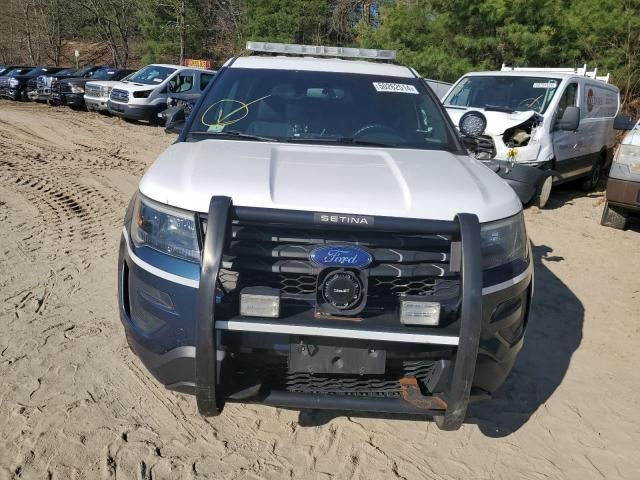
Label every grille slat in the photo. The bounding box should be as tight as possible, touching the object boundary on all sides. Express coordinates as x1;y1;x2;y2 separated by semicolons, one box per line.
223;257;451;278
85;84;102;98
110;88;129;103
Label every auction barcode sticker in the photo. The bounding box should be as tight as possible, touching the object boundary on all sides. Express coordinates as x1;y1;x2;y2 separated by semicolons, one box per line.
532;82;557;89
373;82;419;94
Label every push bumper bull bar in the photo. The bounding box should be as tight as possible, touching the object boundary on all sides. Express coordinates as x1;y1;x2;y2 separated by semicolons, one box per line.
195;196;482;430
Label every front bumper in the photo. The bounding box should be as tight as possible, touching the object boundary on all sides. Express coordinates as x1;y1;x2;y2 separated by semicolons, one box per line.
108;101;158;121
606;177;640;212
85;97;109;111
0;87;20;100
118;200;532;430
61;92;85;108
484;159;551;205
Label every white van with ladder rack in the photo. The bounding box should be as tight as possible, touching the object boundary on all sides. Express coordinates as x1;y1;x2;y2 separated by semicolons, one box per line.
444;65;621;207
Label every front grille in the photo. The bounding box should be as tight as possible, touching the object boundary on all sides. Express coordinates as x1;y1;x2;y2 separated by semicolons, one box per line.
463;134;496;158
233;356;440;398
110;88;129;103
85;84;101;98
212;218;460;313
50;80;62;97
0;78;9;88
58;82;72;93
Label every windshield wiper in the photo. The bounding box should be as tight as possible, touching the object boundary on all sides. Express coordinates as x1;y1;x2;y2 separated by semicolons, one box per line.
483;104;514;113
188;130;275;142
286;137;399;148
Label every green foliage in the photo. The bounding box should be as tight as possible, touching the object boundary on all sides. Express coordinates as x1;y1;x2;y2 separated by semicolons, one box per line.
140;0;209;65
240;0;331;45
356;0;640;99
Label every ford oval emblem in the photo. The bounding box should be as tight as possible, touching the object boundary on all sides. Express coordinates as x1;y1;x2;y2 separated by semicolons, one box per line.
310;245;373;269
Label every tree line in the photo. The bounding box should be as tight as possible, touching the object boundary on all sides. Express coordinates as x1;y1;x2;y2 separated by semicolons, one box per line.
0;0;638;103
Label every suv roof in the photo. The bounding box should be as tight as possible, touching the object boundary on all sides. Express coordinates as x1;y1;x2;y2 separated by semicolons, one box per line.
228;55;414;78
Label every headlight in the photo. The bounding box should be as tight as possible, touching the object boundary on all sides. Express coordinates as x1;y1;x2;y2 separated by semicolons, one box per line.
614;144;640;174
70;85;85;94
101;86;112;97
459;111;487;137
9;78;19;88
133;90;153;98
130;195;200;262
480;212;527;270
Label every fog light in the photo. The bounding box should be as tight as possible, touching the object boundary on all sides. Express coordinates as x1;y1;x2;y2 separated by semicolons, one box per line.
400;300;440;326
240;287;280;318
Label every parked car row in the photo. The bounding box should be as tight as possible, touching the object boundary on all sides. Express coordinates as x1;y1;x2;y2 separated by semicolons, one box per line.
1;60;636;227
0;63;216;124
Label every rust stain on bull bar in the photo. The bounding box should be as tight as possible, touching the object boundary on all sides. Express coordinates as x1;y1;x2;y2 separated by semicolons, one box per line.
399;377;447;410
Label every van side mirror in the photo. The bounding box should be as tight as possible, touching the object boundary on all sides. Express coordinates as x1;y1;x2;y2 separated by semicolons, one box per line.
613;114;636;130
557;106;580;131
160;105;186;133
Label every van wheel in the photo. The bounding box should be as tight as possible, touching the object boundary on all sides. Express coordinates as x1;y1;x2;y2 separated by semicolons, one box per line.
600;202;627;230
582;156;606;192
535;175;553;208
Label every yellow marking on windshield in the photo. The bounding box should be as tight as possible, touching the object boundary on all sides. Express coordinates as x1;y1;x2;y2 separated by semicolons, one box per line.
201;95;271;130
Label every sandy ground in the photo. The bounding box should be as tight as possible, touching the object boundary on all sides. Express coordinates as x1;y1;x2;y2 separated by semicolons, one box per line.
0;100;639;480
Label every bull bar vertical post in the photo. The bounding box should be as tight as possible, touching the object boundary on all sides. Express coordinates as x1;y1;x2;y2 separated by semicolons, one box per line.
437;213;482;430
195;196;232;415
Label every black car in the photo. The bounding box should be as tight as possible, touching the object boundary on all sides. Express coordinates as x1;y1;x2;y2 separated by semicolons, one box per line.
0;65;31;76
0;66;67;101
57;67;135;109
47;66;107;105
0;67;37;100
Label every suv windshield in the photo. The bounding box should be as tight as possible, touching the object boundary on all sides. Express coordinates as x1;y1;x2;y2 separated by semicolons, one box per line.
187;68;456;150
445;75;561;113
8;68;33;77
126;66;176;85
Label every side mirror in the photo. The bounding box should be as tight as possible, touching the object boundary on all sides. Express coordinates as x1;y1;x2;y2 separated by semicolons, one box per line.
160;105;186;133
557;106;580;131
613;114;636;130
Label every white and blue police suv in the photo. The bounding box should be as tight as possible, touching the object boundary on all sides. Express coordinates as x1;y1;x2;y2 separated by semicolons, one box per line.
118;42;533;430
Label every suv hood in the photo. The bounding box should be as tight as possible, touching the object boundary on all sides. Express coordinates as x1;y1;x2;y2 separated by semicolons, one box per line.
445;107;538;136
139;140;520;223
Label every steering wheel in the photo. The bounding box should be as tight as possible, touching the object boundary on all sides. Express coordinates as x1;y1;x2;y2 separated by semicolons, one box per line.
352;124;397;138
516;96;543;111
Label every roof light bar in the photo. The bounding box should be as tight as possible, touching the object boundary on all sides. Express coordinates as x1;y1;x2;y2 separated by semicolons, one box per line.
246;41;396;61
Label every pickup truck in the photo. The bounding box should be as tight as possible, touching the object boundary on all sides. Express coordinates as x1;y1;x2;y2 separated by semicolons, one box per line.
56;67;134;109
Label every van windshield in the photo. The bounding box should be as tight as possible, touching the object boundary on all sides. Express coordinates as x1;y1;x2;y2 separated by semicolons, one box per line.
126;66;176;85
187;68;457;151
444;75;561;113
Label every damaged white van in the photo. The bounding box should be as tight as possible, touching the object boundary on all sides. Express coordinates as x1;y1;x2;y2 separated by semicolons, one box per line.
444;65;620;207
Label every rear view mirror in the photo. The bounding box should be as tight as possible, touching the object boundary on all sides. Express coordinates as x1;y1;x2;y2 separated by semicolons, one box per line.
614;114;636;130
557;106;580;131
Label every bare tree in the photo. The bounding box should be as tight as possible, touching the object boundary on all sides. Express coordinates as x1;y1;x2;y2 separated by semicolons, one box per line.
80;0;140;66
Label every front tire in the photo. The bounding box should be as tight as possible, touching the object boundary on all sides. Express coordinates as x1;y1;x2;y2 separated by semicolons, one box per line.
535;175;553;208
600;202;627;230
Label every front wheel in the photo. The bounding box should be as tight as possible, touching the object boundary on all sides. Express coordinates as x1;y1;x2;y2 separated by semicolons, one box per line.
535;175;553;208
600;202;627;230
